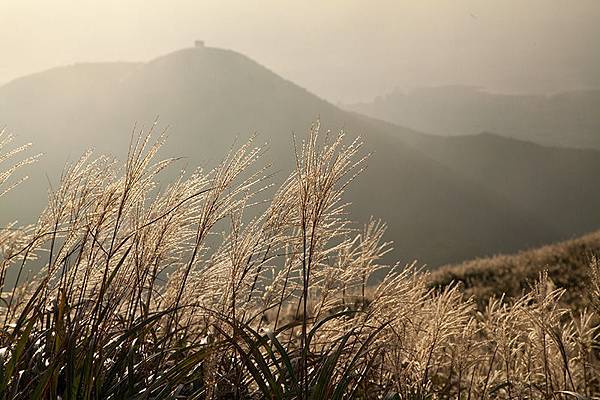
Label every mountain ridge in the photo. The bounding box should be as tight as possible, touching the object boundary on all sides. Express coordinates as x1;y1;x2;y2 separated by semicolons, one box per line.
345;86;600;149
1;46;599;267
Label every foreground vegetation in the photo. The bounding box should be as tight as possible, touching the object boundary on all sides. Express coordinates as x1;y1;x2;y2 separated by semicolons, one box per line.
0;125;599;399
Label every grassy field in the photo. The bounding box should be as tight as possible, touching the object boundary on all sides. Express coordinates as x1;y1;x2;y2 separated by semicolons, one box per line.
0;125;599;399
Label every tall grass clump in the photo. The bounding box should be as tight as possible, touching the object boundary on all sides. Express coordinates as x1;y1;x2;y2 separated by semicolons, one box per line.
0;121;599;399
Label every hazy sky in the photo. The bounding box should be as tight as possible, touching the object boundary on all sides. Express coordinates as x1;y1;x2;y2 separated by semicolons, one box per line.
1;0;599;102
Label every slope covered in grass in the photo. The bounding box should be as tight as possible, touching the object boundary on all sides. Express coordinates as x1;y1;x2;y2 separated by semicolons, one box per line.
429;230;600;308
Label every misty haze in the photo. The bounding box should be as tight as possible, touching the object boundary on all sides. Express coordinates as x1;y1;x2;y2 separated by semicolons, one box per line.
1;1;599;398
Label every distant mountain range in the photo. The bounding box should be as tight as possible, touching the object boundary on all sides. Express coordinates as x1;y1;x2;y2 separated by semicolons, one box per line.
345;86;600;149
1;47;600;268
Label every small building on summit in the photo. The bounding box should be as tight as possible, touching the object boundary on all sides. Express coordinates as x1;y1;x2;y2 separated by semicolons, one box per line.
194;40;205;48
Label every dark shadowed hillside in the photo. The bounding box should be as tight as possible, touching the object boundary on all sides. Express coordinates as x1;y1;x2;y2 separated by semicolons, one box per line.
345;86;600;149
1;46;599;267
387;129;600;239
429;230;600;309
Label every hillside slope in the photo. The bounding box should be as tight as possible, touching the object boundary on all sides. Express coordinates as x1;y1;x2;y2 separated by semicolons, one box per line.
429;230;600;308
345;86;600;149
1;47;599;267
389;129;600;238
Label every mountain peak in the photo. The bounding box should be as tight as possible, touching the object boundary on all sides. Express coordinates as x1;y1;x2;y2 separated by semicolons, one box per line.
1;48;599;268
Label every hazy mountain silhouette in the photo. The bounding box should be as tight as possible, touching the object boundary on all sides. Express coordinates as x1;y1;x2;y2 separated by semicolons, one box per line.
392;128;600;237
1;47;599;267
345;86;600;149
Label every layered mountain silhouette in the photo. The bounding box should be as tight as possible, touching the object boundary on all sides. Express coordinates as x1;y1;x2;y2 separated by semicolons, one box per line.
1;46;599;267
345;86;600;149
